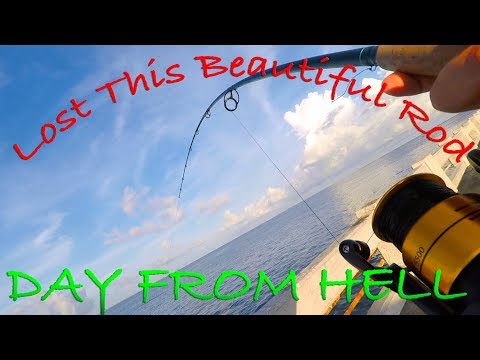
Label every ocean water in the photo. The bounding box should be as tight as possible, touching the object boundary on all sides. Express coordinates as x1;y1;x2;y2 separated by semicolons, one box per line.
108;111;476;315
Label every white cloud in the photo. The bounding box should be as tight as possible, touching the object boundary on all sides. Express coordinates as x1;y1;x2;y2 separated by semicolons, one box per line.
114;98;131;139
193;193;230;214
106;195;183;245
121;186;150;216
7;289;95;315
26;236;74;276
0;212;76;314
161;240;171;249
147;196;183;221
266;187;288;202
104;220;168;246
3;213;74;278
283;74;437;193
285;91;357;168
31;213;64;247
223;187;287;230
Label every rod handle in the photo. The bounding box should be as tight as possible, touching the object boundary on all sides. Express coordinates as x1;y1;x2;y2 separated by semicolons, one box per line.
376;45;469;76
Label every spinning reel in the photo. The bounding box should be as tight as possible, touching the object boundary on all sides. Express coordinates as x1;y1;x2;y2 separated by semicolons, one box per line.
339;149;480;315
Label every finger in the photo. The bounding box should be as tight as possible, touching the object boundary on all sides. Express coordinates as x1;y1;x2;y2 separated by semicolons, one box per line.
430;45;480;113
382;72;435;97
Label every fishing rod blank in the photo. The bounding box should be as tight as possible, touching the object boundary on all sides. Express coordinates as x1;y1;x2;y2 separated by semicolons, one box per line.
179;45;467;198
178;46;378;197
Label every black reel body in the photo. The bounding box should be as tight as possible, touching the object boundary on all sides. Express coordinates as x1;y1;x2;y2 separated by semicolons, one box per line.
339;169;480;315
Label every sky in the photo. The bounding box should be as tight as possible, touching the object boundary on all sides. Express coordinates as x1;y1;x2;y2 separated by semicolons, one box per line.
0;45;451;314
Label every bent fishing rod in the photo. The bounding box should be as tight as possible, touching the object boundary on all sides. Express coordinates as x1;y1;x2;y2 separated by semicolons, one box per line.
178;45;479;315
178;45;468;198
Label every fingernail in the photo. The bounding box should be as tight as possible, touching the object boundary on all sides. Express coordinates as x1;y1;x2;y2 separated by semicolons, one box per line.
382;74;404;95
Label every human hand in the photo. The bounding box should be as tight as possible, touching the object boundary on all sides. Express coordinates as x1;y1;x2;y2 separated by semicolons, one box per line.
382;45;480;113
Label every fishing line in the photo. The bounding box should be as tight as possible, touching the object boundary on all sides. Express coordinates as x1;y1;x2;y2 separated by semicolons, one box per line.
366;231;375;245
331;66;377;103
179;47;380;199
230;111;340;245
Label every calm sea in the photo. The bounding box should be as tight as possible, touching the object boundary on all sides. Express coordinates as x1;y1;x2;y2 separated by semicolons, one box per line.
107;111;476;315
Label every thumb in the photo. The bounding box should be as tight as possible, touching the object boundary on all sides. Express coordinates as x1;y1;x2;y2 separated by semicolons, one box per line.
430;45;480;113
382;72;435;97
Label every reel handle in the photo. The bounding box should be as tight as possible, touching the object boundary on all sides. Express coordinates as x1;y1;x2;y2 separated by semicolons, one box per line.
339;240;455;315
339;239;375;272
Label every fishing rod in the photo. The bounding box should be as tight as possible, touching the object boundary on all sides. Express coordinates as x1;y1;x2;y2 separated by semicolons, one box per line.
178;45;468;198
179;45;480;314
179;45;469;245
179;45;480;315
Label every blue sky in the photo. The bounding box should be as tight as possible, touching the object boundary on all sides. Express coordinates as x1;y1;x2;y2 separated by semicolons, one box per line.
0;45;449;314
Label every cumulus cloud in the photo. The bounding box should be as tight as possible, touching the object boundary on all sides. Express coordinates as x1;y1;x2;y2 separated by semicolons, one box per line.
284;74;435;191
285;91;357;167
121;186;150;216
223;187;287;230
193;193;230;214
